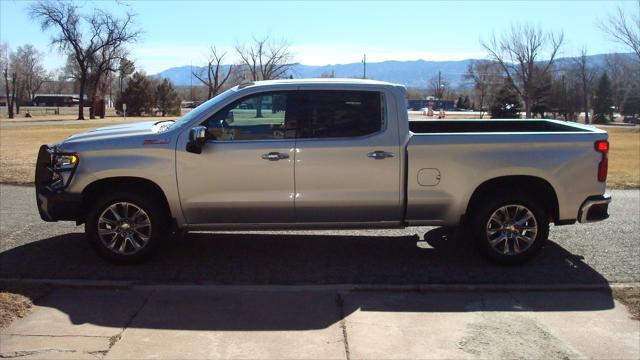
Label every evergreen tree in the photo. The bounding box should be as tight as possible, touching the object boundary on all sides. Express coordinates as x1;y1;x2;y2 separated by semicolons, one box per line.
462;95;471;109
116;72;155;116
593;72;614;124
490;84;522;118
156;79;181;116
622;86;640;119
456;96;464;109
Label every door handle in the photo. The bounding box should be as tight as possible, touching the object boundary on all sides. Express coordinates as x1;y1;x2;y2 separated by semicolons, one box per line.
367;151;395;160
261;152;290;161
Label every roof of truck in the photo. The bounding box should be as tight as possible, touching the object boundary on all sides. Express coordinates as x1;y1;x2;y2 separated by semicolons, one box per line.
238;78;403;89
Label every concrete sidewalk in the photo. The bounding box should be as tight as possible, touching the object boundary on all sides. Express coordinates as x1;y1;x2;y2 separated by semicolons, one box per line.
1;287;638;359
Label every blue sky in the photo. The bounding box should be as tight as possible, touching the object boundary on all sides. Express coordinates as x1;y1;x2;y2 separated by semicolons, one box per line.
0;0;635;74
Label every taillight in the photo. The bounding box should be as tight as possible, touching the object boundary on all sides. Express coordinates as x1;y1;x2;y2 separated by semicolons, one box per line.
595;140;609;182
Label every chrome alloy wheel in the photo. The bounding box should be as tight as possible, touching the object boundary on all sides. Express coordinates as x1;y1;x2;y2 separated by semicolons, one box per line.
97;202;152;255
485;204;538;256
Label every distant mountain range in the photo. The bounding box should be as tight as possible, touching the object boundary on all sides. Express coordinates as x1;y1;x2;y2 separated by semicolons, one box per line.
153;53;633;89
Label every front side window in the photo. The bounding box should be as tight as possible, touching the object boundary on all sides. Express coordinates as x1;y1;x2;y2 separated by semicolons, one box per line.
295;90;383;138
203;92;292;140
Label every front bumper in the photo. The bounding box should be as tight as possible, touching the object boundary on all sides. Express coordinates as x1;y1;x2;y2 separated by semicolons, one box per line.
35;145;82;222
578;194;611;223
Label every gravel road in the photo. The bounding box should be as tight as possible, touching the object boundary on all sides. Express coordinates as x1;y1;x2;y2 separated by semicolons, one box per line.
0;185;638;285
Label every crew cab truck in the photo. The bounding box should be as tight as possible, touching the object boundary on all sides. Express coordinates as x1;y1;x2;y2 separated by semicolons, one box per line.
35;79;611;264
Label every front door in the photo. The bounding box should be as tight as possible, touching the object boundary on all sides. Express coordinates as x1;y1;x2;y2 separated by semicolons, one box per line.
177;91;296;224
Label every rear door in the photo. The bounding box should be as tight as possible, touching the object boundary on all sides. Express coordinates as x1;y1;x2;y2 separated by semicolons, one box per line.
292;89;402;223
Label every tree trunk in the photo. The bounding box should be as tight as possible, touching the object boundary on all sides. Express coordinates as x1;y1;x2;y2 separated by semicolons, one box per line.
4;70;14;119
583;85;590;124
89;94;95;119
78;76;86;120
524;98;532;118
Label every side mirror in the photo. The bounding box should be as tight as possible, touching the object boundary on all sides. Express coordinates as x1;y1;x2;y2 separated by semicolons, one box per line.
187;126;207;154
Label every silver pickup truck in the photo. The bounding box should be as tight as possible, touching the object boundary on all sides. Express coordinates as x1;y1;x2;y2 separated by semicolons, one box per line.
35;79;611;264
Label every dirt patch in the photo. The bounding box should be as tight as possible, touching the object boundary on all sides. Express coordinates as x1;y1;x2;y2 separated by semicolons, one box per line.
0;284;51;328
613;286;640;320
457;313;579;359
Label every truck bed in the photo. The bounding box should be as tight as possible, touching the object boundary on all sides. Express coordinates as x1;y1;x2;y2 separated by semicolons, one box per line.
404;119;607;226
409;119;595;134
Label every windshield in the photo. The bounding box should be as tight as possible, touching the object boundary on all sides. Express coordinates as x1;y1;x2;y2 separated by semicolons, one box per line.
167;87;237;131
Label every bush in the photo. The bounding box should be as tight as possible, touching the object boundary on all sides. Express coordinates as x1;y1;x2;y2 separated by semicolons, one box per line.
490;85;521;119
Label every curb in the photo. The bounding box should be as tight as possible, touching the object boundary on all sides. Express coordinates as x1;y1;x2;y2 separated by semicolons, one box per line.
1;278;638;292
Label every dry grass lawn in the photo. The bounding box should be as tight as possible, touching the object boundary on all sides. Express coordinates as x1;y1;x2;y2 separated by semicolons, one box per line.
603;127;640;189
1;122;639;188
1;124;101;185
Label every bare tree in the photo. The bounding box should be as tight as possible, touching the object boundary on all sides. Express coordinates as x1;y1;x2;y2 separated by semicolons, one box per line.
428;71;448;99
30;1;139;120
1;44;15;118
193;46;235;99
605;53;640;111
9;45;49;114
482;24;564;118
600;0;640;62
464;60;504;119
572;48;596;124
86;44;129;118
235;36;294;81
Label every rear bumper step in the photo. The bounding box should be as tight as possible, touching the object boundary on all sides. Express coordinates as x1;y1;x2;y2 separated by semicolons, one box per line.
578;194;611;223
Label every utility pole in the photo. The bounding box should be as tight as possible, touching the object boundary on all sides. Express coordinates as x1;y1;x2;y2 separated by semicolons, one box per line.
362;54;366;79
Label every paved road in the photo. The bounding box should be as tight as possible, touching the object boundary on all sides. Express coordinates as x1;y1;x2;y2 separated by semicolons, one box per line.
0;185;638;284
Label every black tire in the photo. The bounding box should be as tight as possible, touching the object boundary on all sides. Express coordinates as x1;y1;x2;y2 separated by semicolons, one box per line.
470;191;549;265
86;191;168;264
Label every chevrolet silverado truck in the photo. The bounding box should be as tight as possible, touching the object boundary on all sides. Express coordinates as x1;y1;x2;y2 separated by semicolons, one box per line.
35;79;611;264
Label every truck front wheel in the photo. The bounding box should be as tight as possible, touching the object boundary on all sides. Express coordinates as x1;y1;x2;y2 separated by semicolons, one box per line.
86;192;167;264
470;192;549;264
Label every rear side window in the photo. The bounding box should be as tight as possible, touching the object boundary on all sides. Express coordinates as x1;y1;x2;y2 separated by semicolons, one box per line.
293;90;383;138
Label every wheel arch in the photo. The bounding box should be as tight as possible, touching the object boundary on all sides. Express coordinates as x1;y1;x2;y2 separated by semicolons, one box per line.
80;176;172;225
465;175;560;224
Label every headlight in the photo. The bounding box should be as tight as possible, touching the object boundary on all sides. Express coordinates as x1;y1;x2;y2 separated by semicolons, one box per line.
53;153;79;171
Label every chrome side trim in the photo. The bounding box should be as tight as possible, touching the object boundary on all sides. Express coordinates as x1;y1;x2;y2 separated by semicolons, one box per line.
578;194;611;223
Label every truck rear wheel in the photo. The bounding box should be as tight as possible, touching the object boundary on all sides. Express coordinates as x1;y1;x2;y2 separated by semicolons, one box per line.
86;192;167;264
470;192;549;264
